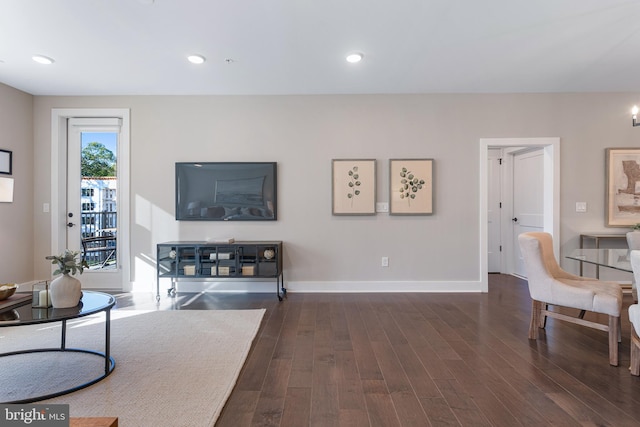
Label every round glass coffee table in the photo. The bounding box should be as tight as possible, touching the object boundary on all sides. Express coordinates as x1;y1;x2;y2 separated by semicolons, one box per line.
0;291;116;403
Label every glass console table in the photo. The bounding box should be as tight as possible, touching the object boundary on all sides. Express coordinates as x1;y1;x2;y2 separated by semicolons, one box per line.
567;248;635;301
578;233;627;276
567;248;632;276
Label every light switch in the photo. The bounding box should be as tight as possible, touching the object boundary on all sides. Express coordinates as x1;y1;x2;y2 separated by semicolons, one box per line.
376;202;389;213
576;202;587;213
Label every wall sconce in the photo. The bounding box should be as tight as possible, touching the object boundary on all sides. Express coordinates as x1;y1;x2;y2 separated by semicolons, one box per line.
0;177;13;202
633;106;640;127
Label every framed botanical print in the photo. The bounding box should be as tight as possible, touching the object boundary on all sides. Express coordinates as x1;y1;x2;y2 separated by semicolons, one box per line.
332;159;376;215
389;158;433;215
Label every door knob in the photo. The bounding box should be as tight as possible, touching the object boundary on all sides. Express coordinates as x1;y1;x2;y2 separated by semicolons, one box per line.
512;217;518;222
67;222;75;227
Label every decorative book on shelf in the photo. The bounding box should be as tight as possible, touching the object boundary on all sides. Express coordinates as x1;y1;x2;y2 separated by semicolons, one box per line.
206;238;235;244
211;252;234;260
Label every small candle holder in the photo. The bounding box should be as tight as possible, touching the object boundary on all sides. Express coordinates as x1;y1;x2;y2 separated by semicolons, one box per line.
32;281;52;308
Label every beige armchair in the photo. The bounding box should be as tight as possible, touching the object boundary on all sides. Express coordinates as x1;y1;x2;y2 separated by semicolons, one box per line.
627;232;640;302
518;232;622;366
628;250;640;375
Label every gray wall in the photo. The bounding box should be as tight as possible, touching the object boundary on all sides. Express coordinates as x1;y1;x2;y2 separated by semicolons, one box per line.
16;91;640;292
0;83;33;284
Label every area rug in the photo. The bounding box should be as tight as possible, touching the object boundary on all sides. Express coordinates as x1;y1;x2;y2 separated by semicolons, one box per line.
0;309;265;427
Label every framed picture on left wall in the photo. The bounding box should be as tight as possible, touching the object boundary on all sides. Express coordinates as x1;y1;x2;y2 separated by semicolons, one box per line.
332;159;376;215
0;150;12;175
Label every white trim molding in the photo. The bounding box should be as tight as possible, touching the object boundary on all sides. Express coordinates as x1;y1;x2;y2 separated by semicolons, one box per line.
51;108;131;291
144;280;483;295
287;281;483;293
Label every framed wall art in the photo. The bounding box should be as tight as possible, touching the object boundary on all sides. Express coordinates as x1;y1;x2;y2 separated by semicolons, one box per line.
0;149;12;175
389;158;433;215
332;159;376;215
606;147;640;227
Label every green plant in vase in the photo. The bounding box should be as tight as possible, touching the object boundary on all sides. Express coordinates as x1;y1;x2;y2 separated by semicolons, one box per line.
46;249;89;276
45;249;88;308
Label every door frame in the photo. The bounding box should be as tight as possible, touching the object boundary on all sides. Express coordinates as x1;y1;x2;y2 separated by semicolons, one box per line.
487;148;502;273
51;108;131;291
479;137;560;292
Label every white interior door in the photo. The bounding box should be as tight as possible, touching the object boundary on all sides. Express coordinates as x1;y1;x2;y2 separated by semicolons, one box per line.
512;148;544;278
67;118;124;289
487;149;502;272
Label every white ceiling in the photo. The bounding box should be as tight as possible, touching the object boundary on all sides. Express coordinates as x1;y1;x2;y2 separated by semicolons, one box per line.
2;0;640;96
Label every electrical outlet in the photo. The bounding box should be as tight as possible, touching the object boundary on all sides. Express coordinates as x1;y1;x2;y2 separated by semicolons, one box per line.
381;256;389;267
576;202;587;213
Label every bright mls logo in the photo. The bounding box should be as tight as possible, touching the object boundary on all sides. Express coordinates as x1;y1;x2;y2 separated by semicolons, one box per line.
0;404;69;426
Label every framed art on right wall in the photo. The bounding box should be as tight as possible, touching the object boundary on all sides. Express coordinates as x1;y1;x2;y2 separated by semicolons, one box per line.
332;159;376;215
389;158;433;215
0;149;12;175
606;147;640;227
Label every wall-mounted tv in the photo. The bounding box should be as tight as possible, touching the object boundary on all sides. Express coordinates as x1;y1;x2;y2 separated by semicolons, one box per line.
175;162;277;221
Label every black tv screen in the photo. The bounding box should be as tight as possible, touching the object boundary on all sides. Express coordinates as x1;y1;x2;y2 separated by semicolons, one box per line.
175;162;277;221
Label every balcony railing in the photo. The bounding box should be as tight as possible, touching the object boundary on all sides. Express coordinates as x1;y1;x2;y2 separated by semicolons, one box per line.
81;211;117;269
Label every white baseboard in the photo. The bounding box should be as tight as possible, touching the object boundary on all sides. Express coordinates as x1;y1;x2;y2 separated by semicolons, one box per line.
134;279;483;294
287;281;483;293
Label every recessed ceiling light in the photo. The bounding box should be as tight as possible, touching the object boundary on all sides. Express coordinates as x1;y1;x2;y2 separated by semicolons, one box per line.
187;54;206;64
32;55;54;65
346;52;364;63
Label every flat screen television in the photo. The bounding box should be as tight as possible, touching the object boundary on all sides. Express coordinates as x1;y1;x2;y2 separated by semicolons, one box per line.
175;162;277;221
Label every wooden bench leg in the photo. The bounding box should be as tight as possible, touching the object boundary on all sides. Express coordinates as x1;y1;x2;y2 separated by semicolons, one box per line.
609;315;619;366
631;329;640;376
539;303;548;328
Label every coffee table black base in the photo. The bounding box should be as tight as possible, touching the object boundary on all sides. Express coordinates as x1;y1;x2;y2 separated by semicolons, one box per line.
0;292;116;404
0;348;116;404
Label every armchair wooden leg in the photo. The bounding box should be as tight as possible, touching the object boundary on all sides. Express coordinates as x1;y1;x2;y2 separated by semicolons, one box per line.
608;316;619;366
539;303;548;328
619;317;622;343
529;300;542;340
631;329;640;376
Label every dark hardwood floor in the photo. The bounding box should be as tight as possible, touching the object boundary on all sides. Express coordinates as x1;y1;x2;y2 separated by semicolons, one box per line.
113;275;640;426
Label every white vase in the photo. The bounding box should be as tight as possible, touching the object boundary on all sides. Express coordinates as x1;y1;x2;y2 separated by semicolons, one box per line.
49;274;82;308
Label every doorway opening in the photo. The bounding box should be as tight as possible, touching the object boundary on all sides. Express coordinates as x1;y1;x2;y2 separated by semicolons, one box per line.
479;137;560;292
51;109;130;291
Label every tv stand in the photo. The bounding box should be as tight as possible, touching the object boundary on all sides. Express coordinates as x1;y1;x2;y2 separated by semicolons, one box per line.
156;241;285;301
